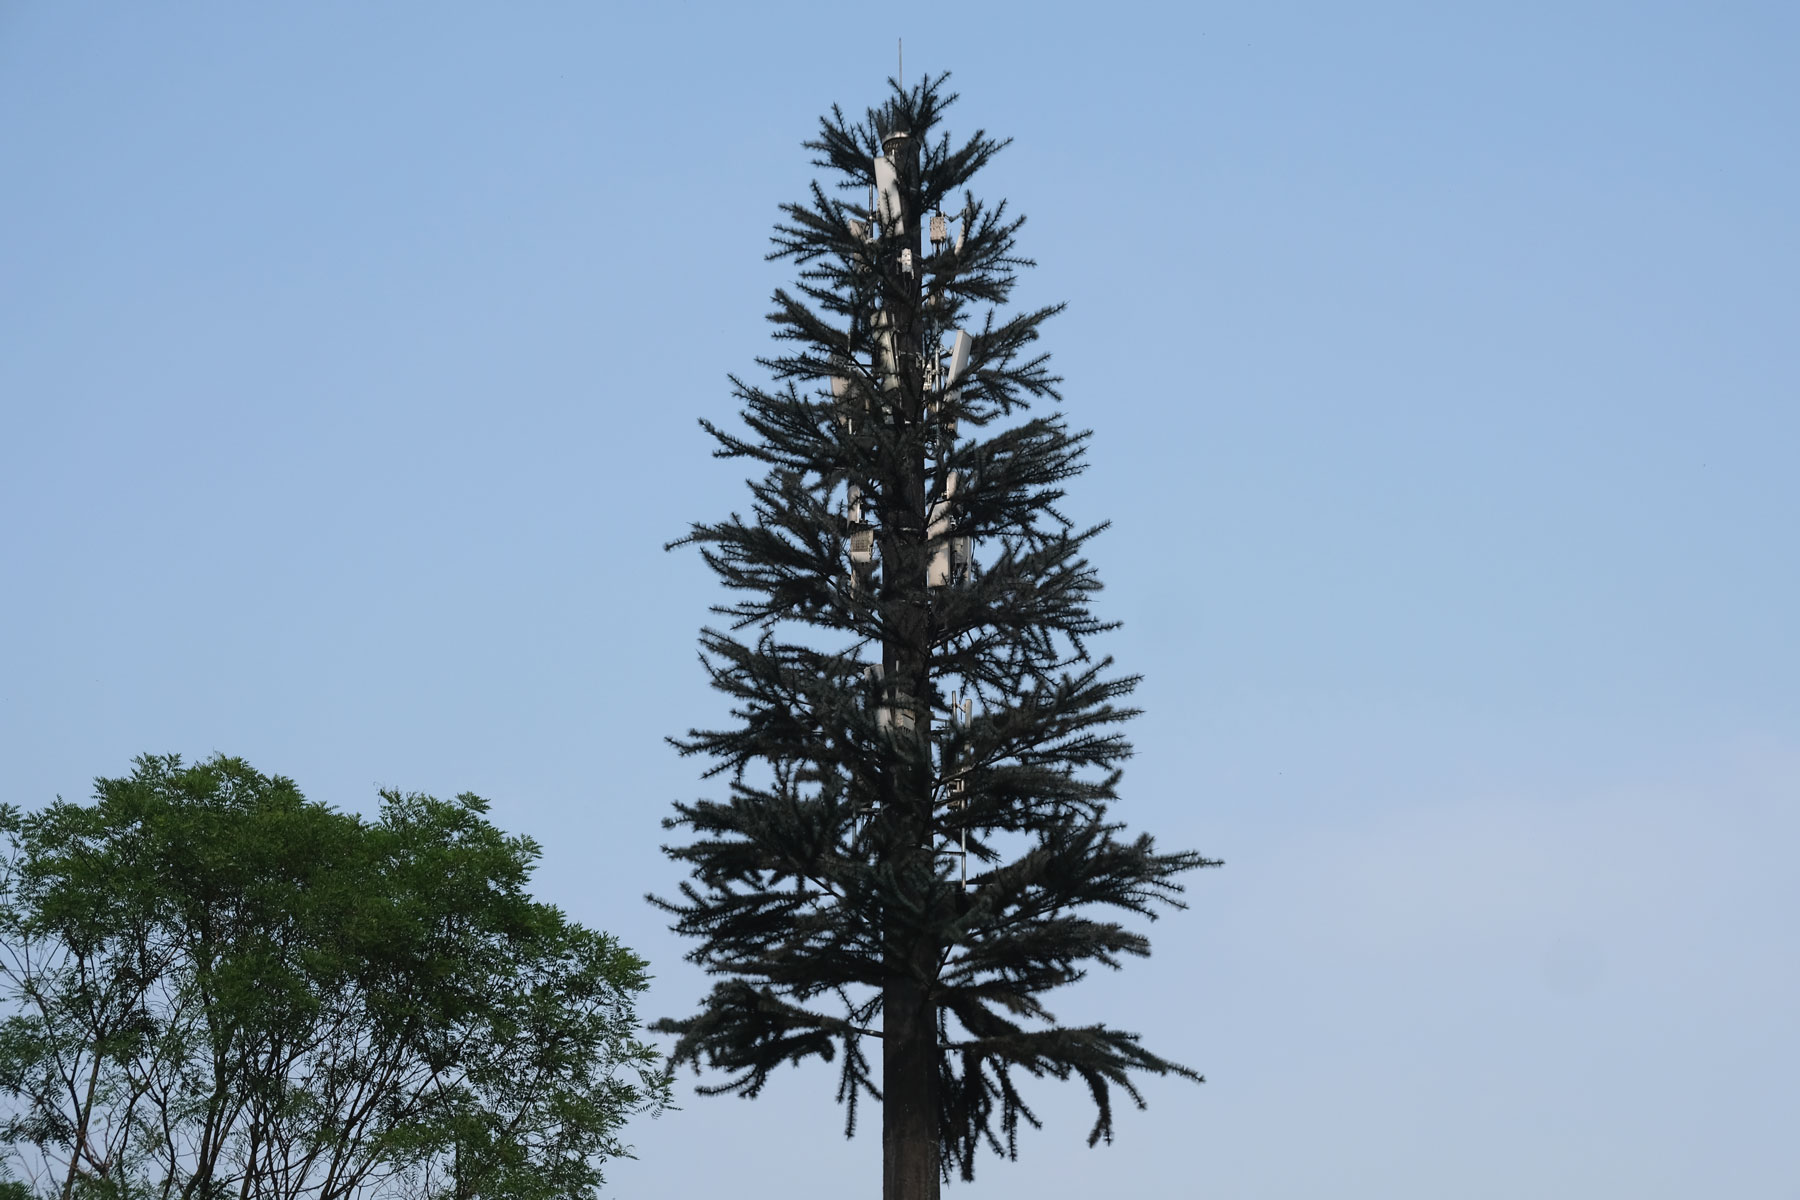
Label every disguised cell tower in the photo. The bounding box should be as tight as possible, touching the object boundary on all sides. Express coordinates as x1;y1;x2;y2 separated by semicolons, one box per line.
657;73;1215;1200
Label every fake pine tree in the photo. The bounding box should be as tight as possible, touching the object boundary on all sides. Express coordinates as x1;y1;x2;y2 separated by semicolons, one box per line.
654;75;1218;1199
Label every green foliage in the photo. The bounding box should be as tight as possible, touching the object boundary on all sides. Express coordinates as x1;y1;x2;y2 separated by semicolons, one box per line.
655;74;1219;1186
0;754;667;1200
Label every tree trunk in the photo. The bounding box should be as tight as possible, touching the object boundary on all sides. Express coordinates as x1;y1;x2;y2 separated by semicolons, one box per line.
883;970;939;1200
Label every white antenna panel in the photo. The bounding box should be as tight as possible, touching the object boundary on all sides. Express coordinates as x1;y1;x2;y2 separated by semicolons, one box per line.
926;471;961;588
872;156;904;235
871;310;900;393
945;331;972;389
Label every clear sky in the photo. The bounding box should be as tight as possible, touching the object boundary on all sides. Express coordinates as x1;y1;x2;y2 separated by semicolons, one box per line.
3;3;1796;1196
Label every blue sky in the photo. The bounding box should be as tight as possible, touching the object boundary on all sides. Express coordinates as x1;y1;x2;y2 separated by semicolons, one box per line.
2;3;1796;1196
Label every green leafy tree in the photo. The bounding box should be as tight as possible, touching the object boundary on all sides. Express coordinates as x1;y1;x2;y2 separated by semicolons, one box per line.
0;754;667;1200
654;74;1219;1198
